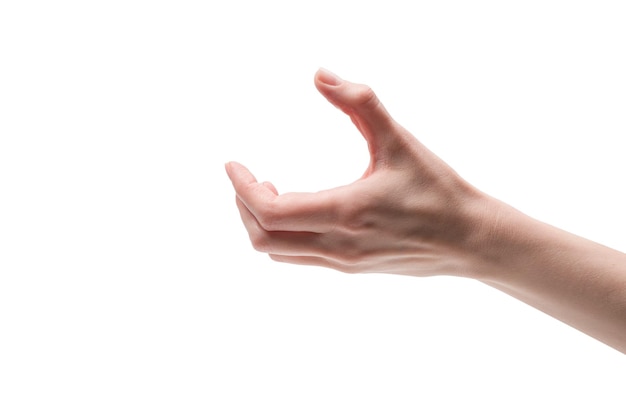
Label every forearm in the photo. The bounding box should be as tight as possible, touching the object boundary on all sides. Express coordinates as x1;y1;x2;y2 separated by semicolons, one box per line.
470;196;626;353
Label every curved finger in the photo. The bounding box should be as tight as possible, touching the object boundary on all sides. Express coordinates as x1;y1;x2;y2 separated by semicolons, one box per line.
226;161;339;233
236;197;325;256
314;68;399;163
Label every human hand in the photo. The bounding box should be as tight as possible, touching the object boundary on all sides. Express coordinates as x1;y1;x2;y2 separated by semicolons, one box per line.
225;68;492;277
226;68;626;352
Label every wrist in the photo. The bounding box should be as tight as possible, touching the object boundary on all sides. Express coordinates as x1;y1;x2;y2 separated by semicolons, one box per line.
457;191;534;281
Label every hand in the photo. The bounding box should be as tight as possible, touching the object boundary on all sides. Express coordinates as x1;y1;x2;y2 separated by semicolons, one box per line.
225;68;491;277
226;68;626;353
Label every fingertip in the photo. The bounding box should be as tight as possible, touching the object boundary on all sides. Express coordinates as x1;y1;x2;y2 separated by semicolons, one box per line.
314;68;345;110
225;161;258;189
314;69;380;112
226;160;244;171
225;161;247;182
226;161;248;175
315;67;343;87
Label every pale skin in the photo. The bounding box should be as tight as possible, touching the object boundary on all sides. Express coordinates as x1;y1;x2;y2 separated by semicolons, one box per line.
225;68;626;354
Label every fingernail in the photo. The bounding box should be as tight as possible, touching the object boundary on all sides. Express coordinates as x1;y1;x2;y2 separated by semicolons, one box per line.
317;67;343;86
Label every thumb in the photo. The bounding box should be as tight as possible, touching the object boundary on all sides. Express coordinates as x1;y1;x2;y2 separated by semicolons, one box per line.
314;68;397;161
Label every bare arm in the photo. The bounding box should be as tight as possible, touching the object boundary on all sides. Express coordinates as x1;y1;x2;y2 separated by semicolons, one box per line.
225;68;626;353
474;200;626;353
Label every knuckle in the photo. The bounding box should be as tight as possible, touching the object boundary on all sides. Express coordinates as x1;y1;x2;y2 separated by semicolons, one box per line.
340;201;372;231
250;231;271;253
335;262;362;275
335;245;366;269
340;252;363;266
353;84;379;109
256;204;279;231
269;253;284;262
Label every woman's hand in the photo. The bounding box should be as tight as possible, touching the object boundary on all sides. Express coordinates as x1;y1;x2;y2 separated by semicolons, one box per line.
225;68;492;277
226;68;626;353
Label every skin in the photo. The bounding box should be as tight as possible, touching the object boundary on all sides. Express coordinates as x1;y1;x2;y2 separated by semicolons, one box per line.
225;68;626;354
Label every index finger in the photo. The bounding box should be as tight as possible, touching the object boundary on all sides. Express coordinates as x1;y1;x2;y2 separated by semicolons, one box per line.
225;161;338;233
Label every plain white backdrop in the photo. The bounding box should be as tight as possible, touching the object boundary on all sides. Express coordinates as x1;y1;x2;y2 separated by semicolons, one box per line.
1;1;625;416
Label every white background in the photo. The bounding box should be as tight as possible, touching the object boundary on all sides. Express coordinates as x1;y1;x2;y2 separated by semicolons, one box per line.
1;1;625;416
